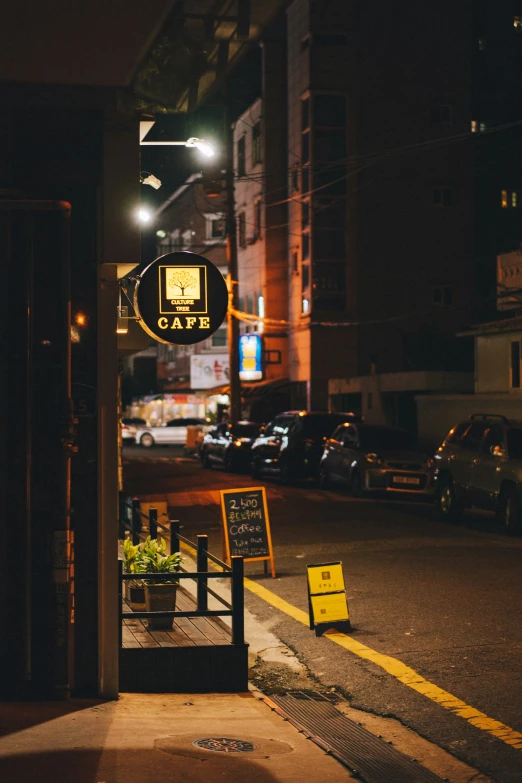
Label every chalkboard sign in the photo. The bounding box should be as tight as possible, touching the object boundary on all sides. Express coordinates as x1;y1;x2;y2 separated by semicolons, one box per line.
220;487;276;578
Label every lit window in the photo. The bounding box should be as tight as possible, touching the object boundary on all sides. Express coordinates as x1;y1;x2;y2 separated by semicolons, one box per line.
471;120;477;133
501;190;508;208
433;187;453;207
302;298;310;314
514;16;522;29
479;122;486;132
478;37;485;50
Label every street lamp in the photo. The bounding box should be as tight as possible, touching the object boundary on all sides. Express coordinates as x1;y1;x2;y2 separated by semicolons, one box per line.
140;136;215;157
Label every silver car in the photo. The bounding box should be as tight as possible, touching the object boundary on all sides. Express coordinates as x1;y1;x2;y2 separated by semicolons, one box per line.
319;423;435;497
136;417;208;448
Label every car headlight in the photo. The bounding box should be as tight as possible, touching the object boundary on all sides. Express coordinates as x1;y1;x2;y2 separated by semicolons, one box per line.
365;453;384;464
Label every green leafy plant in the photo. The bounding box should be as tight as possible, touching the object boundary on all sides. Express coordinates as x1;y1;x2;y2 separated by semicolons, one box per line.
140;536;183;585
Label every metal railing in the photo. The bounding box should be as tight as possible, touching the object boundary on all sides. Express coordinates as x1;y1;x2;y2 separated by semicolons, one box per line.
119;497;244;647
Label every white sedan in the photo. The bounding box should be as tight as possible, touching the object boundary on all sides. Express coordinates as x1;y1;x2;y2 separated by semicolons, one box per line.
136;417;209;448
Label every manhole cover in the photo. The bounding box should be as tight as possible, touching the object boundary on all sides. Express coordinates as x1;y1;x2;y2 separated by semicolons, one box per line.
192;738;256;753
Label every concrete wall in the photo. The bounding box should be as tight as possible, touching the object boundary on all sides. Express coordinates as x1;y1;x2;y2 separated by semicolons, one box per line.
416;393;522;452
475;332;522;393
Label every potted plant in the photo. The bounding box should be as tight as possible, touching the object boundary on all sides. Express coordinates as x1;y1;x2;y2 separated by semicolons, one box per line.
121;538;147;610
141;536;183;630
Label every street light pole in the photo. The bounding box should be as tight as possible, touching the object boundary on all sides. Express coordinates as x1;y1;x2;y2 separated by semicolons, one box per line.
225;105;241;424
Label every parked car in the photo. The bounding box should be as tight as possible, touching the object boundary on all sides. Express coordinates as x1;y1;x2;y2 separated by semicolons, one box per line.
434;413;522;534
136;417;209;448
200;421;264;471
319;422;435;497
121;417;146;445
250;411;360;483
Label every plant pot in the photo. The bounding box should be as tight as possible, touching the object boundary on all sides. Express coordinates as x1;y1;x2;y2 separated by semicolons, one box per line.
124;582;146;611
144;583;178;629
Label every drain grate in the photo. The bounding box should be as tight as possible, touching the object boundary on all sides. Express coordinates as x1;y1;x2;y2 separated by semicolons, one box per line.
269;691;444;783
192;737;256;753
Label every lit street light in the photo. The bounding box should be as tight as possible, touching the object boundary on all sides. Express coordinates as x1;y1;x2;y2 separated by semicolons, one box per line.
140;136;215;157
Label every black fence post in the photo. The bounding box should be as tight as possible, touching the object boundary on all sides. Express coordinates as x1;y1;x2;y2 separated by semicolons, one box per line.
149;507;158;539
231;556;244;646
131;497;141;545
170;520;180;556
118;559;123;650
197;535;208;611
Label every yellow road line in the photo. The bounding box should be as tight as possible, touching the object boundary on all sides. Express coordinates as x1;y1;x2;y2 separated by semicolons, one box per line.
243;578;522;750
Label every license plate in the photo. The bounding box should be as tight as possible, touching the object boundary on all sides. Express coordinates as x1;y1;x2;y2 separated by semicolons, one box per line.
392;476;421;485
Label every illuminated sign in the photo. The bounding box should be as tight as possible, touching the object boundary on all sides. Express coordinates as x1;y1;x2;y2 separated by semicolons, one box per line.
134;251;228;345
307;561;351;636
239;334;263;381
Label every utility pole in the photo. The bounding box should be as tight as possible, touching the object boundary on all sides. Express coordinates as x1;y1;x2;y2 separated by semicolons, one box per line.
225;100;241;423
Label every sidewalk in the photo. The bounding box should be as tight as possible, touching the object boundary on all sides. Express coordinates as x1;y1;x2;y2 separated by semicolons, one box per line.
0;690;353;783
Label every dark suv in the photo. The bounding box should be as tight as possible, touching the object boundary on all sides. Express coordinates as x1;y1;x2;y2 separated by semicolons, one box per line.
435;413;522;534
250;411;359;483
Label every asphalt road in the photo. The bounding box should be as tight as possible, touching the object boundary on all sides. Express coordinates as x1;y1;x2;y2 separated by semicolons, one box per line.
123;445;522;783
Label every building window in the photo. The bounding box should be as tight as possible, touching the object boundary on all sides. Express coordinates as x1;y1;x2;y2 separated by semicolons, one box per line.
252;121;261;165
254;198;262;238
500;190;518;208
258;295;265;318
302;298;310;314
479;122;486;132
302;262;310;292
292;250;299;274
471;120;477;133
514;16;522;30
205;213;225;240
478;37;485;51
433;187;453;207
314;95;346;127
301;131;310;164
314;129;346;162
237;136;246;177
301;201;310;228
238;212;246;247
433;285;454;306
238;295;245;313
302;233;310;261
430;104;452;124
511;341;521;388
301;97;310;131
301;36;310;52
291;168;299;191
247;292;254;314
182;229;192;249
211;328;227;348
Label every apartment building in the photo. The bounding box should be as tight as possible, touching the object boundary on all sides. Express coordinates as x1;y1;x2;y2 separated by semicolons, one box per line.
233;31;290;389
282;0;522;428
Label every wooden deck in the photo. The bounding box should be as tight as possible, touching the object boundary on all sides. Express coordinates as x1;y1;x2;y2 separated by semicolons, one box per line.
122;588;231;649
119;586;248;693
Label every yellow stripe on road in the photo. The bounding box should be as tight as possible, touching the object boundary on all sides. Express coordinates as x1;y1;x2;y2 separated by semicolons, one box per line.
243;578;522;750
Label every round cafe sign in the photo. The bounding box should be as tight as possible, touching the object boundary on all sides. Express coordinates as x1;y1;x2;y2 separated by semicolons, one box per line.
134;251;229;345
